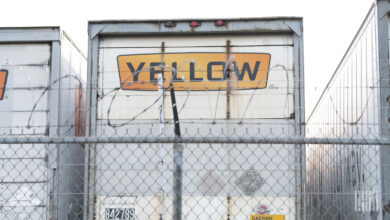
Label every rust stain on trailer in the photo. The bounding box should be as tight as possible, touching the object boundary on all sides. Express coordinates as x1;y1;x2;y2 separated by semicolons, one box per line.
160;42;168;121
226;40;232;119
226;40;232;220
227;195;231;220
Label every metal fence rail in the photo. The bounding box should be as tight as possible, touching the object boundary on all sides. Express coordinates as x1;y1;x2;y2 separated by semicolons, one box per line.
0;136;390;145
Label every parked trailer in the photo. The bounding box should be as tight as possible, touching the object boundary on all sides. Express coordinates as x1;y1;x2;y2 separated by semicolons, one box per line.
0;27;87;220
85;18;304;220
306;1;390;219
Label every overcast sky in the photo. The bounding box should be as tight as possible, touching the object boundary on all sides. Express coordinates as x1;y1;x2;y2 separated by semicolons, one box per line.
0;0;374;117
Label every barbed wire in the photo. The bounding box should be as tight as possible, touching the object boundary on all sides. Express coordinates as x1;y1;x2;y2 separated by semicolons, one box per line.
0;136;388;145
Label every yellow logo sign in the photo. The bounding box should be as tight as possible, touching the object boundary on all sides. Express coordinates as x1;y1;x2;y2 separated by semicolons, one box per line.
117;53;270;91
0;69;8;100
250;214;285;220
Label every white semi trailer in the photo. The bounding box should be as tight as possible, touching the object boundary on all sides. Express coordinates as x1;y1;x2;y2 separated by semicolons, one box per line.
0;27;86;220
85;18;304;220
306;1;390;219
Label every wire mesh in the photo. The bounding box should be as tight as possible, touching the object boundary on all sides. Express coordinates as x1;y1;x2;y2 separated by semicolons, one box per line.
0;7;389;220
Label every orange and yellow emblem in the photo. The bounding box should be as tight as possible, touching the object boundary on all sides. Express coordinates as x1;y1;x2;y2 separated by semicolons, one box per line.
117;53;270;91
0;69;8;100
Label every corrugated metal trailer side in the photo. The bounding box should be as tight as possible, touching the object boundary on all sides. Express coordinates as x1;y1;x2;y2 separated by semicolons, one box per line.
85;18;304;220
306;1;390;219
0;27;87;220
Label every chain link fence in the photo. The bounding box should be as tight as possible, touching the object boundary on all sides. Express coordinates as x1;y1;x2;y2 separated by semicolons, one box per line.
1;6;390;220
0;133;389;220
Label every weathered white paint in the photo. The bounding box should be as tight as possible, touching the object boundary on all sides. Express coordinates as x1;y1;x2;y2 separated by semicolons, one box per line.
94;33;299;220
